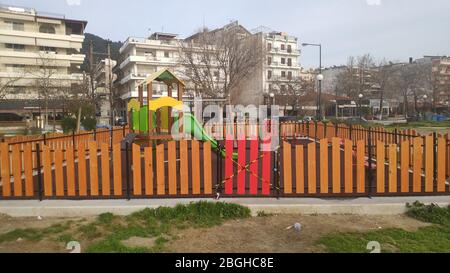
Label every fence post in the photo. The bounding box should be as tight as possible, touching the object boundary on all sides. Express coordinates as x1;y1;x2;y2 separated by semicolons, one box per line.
367;127;374;197
216;143;223;197
72;130;76;148
433;132;437;188
307;120;310;138
93;128;97;141
125;141;131;200
394;129;398;145
335;122;338;137
324;122;327;138
349;125;353;142
43;134;47;145
122;125;126;138
36;143;43;201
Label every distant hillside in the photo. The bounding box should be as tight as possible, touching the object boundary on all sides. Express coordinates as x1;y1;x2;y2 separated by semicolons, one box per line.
80;33;122;71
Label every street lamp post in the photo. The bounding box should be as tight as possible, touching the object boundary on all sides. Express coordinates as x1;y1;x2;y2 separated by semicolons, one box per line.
358;93;364;119
302;43;322;120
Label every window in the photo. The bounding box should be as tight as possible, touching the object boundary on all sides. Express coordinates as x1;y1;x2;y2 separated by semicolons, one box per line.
281;71;286;78
268;57;272;65
287;58;292;67
5;43;25;51
6;64;25;72
280;85;286;92
288;71;293;80
267;70;272;79
287;45;292;53
39;24;56;34
40;46;57;53
164;51;170;58
267;43;272;51
213;71;219;77
5;21;24;31
281;44;285;50
281;58;286;65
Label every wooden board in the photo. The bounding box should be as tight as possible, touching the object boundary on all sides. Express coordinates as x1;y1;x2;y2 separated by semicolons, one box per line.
295;145;305;194
66;146;75;196
1;143;11;197
203;141;212;194
156;144;165;195
356;140;365;193
307;142;316;194
12;145;22;197
101;143;111;196
42;145;52;197
388;144;398;193
320;139;329;194
179;140;188;195
332;138;341;194
168;141;177;195
24;144;33;197
144;146;153;195
89;142;99;196
77;143;87;196
113;143;122;196
344;140;353;193
237;137;246;195
425;135;434;192
55;147;64;196
192;140;201;195
413;138;423;193
225;136;234;194
400;141;410;193
132;144;142;195
283;142;292;194
437;138;446;192
376;141;385;193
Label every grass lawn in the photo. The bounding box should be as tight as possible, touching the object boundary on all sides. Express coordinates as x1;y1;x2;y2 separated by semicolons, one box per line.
0;201;251;253
317;202;450;253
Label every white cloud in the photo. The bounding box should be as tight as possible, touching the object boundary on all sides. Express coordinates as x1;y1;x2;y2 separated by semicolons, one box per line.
366;0;382;6
66;0;82;6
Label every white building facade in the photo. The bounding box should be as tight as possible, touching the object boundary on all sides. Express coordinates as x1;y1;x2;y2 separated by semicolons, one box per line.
0;5;87;116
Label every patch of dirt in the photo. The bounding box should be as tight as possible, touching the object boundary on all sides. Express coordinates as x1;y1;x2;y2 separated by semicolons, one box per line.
166;214;430;253
0;215;92;234
121;236;157;249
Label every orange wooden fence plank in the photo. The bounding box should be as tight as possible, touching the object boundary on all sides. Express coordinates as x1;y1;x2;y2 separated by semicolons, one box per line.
66;146;75;196
156;144;165;195
12;145;22;197
344;140;353;193
283;142;293;194
42;145;52;197
24;144;33;197
425;135;434;192
55;147;64;196
101;143;110;196
356;140;365;193
376;141;385;193
168;141;177;195
180;140;188;195
413;137;423;193
203;141;212;195
388;144;398;193
332;138;341;194
295;145;305;194
192;140;201;195
113;143;122;196
320;139;329;194
307;142;316;194
132;144;142;196
437;138;446;192
401;141;410;193
89;142;99;196
144;146;153;195
77;143;87;196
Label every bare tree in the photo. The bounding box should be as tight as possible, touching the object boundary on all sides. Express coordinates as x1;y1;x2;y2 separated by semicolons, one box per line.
178;25;265;102
270;76;315;115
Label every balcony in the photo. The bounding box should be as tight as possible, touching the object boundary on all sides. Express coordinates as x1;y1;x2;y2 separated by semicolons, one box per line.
120;37;180;53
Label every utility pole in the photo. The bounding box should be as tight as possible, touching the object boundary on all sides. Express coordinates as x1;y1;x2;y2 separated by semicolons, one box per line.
107;42;114;126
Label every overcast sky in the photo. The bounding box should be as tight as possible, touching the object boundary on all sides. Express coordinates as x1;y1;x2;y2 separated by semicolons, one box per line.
3;0;450;68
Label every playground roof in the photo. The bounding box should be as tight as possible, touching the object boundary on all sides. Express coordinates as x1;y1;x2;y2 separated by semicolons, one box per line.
139;68;186;87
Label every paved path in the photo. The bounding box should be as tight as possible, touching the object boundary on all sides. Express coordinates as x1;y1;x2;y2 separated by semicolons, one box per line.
0;196;449;217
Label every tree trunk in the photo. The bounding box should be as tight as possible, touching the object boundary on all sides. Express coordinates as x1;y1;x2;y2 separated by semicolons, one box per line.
76;107;82;133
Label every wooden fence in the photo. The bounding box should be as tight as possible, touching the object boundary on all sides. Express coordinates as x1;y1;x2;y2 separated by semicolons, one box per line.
1;122;449;200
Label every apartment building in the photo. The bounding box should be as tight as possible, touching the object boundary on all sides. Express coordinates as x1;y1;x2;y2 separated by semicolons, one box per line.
116;32;181;102
0;5;87;117
115;22;303;111
93;58;116;125
427;56;450;108
264;31;302;94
